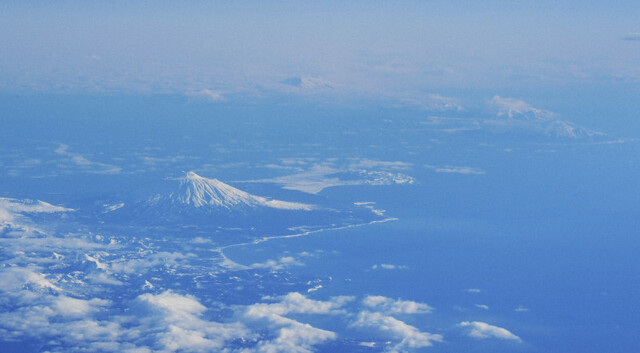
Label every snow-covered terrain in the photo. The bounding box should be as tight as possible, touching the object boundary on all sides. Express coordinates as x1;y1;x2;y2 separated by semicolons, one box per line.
168;171;313;210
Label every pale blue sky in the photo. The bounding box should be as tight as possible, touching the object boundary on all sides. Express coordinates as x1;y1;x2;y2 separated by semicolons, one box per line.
1;1;639;98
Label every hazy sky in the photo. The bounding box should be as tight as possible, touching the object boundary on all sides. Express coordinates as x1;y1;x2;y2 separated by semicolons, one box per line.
1;1;639;99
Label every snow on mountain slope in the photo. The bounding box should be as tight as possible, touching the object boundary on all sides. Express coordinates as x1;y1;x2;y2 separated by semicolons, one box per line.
166;172;313;211
0;198;73;219
0;198;73;233
488;95;606;139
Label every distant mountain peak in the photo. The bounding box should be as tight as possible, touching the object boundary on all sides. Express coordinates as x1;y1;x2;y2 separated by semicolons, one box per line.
488;95;606;139
168;171;313;211
175;171;259;208
280;76;333;90
185;171;202;180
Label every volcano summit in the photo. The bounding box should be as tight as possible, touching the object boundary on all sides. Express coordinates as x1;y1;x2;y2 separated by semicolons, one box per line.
167;171;313;211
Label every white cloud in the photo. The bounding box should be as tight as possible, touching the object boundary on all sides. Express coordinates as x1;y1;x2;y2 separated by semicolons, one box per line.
249;320;336;353
352;311;442;352
189;89;226;102
459;321;522;342
190;237;211;244
53;296;110;318
85;253;109;271
388;92;464;111
245;292;353;318
355;202;386;217
0;206;260;352
371;263;408;270
1;285;246;352
348;159;412;170
54;319;123;345
0;266;62;293
159;325;223;352
243;292;353;353
0;268;133;351
137;290;207;318
428;94;464;111
475;304;489;310
380;264;400;270
425;164;486;175
0;197;73;216
249;256;304;270
136;291;251;352
54;143;122;174
362;296;433;315
464;288;482;293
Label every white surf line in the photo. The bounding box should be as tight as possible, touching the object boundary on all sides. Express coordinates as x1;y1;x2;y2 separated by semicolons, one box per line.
213;217;398;269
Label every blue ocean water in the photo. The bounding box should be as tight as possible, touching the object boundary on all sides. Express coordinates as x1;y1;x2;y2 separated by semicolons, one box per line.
223;145;640;353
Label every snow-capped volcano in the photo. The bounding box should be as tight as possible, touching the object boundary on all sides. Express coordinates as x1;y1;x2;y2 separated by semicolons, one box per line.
166;172;313;211
488;95;606;139
97;172;316;228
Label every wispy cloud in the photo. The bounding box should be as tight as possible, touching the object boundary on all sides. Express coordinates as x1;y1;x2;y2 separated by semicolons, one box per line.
0;266;62;293
459;321;522;342
363;295;433;314
389;92;464;111
54;144;122;174
246;292;354;318
371;263;408;270
243;293;354;352
249;256;304;270
135;290;251;351
53;296;110;318
188;89;226;102
428;93;465;111
352;311;443;351
425;164;486;175
349;158;412;170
